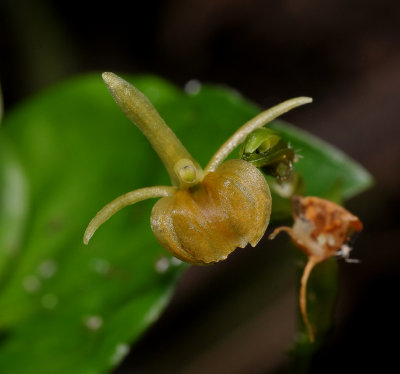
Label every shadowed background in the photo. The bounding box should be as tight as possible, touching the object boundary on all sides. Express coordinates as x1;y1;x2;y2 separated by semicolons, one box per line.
1;0;399;372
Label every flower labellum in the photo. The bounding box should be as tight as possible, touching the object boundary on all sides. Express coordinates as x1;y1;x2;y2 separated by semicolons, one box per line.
83;72;312;265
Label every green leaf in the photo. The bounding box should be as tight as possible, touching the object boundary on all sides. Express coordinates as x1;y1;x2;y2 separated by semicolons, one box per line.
0;74;187;374
0;74;373;374
0;82;3;124
0;140;29;282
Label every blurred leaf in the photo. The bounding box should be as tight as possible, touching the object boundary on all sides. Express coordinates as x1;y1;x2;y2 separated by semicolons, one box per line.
0;82;3;124
0;74;187;374
0;140;29;281
0;74;373;374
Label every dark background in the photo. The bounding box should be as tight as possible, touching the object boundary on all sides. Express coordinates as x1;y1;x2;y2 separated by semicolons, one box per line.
1;0;400;373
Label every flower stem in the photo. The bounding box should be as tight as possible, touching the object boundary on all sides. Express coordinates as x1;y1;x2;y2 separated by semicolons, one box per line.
300;256;321;342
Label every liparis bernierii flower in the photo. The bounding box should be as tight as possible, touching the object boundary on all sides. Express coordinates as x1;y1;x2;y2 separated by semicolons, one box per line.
83;72;312;265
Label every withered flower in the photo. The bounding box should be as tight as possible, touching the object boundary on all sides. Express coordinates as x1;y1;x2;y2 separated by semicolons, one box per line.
83;72;312;265
269;195;363;341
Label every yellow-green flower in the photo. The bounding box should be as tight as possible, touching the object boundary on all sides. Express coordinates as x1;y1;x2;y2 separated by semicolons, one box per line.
83;72;311;265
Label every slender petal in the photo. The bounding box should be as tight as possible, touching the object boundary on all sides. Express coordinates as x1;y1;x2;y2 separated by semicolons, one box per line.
205;97;312;173
83;186;176;244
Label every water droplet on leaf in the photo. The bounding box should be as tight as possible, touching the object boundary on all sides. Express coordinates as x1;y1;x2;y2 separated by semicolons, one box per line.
22;275;41;293
85;315;103;331
41;293;58;309
38;259;57;279
110;343;130;365
170;257;183;266
89;258;111;275
155;257;170;274
184;79;201;95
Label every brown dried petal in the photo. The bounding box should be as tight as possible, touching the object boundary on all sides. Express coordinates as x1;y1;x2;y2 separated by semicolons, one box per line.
269;196;364;342
290;196;363;259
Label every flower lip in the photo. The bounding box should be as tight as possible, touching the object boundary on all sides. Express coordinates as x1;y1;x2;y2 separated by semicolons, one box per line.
150;159;272;264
